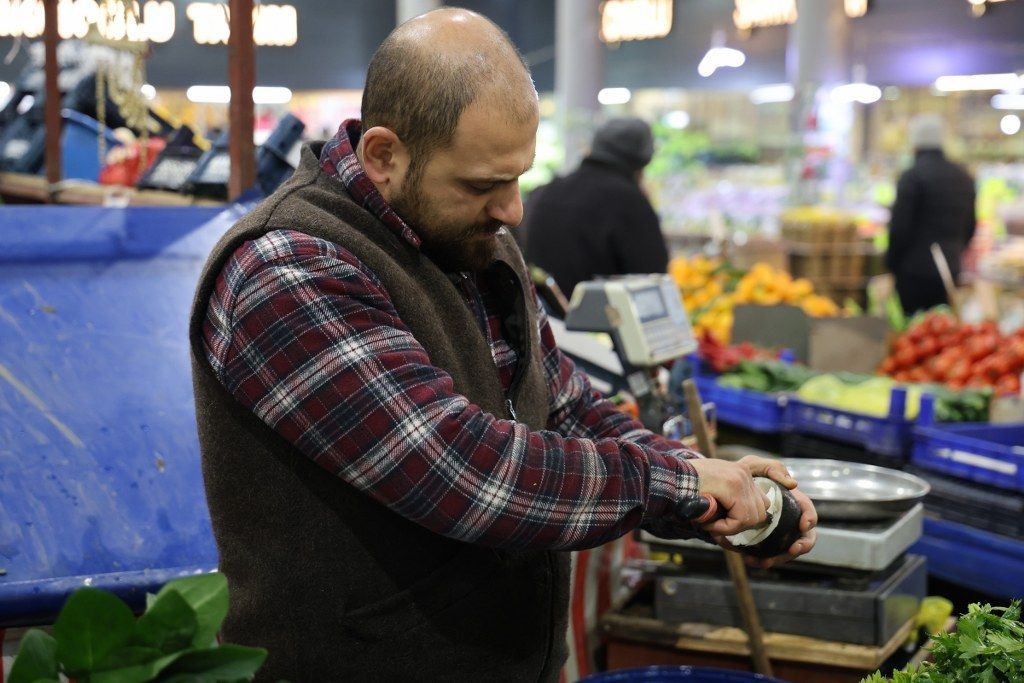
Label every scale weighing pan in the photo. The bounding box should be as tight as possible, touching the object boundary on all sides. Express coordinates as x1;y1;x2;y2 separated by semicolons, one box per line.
783;458;930;521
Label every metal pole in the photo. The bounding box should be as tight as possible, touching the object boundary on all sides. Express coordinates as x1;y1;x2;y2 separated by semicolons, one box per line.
228;0;255;200
555;0;602;172
43;0;61;190
397;0;441;25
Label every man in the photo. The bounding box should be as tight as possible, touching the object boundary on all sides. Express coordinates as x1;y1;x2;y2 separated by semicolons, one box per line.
887;113;976;315
523;117;668;298
189;9;816;681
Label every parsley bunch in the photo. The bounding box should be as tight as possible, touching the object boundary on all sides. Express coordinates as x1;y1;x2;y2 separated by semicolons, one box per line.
863;601;1024;683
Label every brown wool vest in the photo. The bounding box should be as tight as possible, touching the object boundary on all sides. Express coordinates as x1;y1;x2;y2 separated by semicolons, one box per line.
188;144;569;682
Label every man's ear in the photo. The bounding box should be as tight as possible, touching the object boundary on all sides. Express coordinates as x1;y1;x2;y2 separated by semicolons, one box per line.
359;126;409;191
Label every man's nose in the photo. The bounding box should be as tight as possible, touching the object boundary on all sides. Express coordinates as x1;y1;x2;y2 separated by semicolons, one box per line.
487;182;524;227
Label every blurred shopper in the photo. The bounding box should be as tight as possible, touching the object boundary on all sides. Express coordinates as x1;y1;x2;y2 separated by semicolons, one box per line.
887;113;976;315
523;117;669;297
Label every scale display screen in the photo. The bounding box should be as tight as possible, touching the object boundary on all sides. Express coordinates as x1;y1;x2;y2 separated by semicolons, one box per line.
631;287;666;322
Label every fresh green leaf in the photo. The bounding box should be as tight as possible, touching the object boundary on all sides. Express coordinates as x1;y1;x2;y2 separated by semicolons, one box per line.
53;588;135;675
7;629;58;683
134;588;199;653
157;644;267;680
90;651;190;683
155;572;229;648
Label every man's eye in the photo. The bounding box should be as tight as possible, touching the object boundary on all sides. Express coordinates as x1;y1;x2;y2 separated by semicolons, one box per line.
466;182;496;193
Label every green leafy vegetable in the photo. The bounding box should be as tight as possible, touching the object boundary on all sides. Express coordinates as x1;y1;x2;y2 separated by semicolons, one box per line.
862;600;1024;682
8;572;265;683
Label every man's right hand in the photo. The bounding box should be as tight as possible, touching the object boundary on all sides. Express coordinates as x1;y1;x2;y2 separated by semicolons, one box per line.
688;458;772;537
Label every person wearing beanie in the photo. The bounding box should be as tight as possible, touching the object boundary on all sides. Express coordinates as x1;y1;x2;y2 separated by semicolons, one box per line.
886;113;976;315
522;116;669;298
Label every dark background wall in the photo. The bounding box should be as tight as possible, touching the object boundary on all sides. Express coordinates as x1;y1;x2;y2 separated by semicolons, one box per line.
1;0;1022;92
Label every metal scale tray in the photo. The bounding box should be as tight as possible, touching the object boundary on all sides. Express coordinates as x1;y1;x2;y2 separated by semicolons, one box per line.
640;503;924;572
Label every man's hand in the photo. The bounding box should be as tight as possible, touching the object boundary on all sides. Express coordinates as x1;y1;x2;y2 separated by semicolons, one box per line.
691;455;818;568
688;457;772;536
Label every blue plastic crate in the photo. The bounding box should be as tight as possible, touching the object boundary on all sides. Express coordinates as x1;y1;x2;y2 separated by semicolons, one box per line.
911;517;1024;600
783;387;912;458
60;109;122;181
912;396;1024;492
693;374;786;434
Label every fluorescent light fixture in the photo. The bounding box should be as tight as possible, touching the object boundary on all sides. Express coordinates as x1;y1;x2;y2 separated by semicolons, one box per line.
140;84;156;101
1001;114;1021;135
663;110;690;129
831;82;882;104
187;85;231;103
750;83;794;105
598;87;632;105
185;85;293;105
0;81;10;108
698;46;745;78
934;73;1021;92
17;94;34;115
992;93;1024;110
253;86;292;105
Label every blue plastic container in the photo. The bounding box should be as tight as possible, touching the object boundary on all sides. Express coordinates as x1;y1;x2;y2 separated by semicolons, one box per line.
783;387;912;458
693;374;786;433
60;109;122;181
580;666;789;682
912;517;1024;601
911;396;1024;492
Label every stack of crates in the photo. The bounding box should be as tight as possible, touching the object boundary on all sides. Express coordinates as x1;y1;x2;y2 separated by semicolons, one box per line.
781;210;872;307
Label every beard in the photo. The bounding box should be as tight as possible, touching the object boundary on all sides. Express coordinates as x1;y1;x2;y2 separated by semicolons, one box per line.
390;174;504;273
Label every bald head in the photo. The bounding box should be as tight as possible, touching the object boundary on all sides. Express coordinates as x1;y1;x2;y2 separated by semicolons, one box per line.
360;8;537;172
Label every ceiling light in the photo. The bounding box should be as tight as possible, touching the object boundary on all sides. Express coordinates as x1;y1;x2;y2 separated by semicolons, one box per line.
934;73;1021;92
1001;114;1021;135
17;94;34;115
253;86;292;105
992;93;1024;110
663;110;690;129
698;46;746;78
140;84;156;101
0;81;10;108
598;87;631;105
750;83;794;105
186;85;231;103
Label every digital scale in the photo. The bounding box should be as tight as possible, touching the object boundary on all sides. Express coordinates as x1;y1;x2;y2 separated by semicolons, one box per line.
561;274;698;433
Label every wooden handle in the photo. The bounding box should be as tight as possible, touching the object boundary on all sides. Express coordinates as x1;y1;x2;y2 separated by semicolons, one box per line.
930;243;961;320
682;379;773;677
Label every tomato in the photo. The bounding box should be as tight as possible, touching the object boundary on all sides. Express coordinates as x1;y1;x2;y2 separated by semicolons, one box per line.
947;378;966;391
893;370;912;382
917;337;939;359
990;353;1016;379
948;359;972;383
966;335;998;362
934;354;956;380
979;321;999;336
879;357;897;375
928;314;956;336
895;347;918;369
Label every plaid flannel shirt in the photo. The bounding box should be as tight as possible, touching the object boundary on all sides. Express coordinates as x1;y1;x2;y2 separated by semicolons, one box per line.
201;120;701;550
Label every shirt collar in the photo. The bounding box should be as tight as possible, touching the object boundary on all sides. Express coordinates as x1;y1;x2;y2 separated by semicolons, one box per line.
319;119;422;249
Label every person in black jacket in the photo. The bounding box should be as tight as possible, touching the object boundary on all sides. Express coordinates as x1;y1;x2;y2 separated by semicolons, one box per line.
886;114;976;315
523;117;669;298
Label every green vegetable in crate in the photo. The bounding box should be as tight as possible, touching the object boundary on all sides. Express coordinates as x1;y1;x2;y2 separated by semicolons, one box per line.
796;375;923;419
717;360;817;393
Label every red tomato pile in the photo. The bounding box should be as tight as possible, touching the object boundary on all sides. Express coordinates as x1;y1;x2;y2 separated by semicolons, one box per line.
879;313;1024;396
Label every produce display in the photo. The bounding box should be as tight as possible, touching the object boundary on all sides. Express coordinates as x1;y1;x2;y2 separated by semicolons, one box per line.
879;312;1024;397
669;255;840;343
713;359;991;422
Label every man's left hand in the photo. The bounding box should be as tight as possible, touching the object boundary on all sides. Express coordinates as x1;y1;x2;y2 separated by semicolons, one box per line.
713;455;818;569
